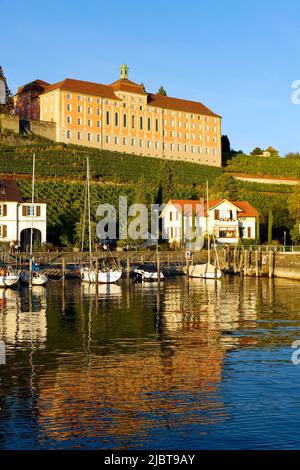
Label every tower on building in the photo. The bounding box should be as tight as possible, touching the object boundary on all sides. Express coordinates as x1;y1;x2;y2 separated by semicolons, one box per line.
120;64;129;80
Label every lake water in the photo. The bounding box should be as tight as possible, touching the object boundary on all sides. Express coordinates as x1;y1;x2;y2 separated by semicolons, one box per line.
0;276;300;450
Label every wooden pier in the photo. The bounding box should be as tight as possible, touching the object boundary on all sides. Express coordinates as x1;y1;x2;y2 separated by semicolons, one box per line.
0;247;300;280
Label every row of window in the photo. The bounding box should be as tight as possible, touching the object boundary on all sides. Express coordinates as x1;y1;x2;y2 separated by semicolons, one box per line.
66;130;218;155
65;95;218;122
0;205;41;217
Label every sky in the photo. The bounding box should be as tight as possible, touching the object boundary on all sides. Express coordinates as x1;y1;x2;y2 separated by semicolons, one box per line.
1;0;300;156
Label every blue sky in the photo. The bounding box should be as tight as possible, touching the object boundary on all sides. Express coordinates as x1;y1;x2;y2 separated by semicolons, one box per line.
1;0;300;155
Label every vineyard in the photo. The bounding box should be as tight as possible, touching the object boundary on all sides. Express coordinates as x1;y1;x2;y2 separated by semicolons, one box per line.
224;154;300;179
0;142;222;185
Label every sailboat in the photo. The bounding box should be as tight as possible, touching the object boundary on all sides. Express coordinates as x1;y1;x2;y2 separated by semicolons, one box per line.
80;158;122;284
20;154;48;287
0;265;20;287
187;181;222;279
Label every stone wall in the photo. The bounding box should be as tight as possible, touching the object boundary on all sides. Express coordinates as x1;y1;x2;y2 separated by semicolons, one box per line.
0;114;19;133
30;120;56;141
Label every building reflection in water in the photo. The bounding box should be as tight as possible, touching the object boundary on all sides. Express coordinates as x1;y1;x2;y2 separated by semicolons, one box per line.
0;277;299;448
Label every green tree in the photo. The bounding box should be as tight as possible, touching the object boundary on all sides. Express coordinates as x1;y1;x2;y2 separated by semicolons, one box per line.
157;86;167;96
285;152;300;160
156;160;175;203
289;184;300;242
211;174;240;200
221;135;231;154
250;147;263;156
268;210;273;244
0;66;13;113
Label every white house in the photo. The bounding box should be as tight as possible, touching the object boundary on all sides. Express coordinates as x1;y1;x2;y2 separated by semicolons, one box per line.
0;180;46;249
161;198;258;247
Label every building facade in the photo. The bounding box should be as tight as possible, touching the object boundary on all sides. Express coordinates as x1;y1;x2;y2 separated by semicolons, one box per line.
14;79;49;121
15;65;222;166
161;198;258;246
0;180;47;249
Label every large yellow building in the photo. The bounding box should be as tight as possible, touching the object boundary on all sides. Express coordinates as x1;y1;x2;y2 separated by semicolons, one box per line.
37;65;222;166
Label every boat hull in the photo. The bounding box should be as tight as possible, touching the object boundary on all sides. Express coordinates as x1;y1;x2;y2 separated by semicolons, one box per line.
187;263;222;279
80;268;122;284
20;272;48;286
0;275;20;288
133;269;165;282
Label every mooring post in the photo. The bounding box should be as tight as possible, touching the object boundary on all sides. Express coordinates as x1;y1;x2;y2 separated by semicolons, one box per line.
255;250;259;277
157;252;161;283
244;250;249;276
269;251;274;278
95;257;99;284
29;257;32;288
186;255;189;277
126;256;130;280
62;257;65;280
233;247;237;274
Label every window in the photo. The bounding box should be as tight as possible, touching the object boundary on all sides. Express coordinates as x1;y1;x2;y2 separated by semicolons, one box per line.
67;104;72;112
67;116;72;124
88;119;92;127
78;105;82;113
123;137;127;145
67;93;71;100
213;148;217;156
155;142;159;149
140;116;143;130
147;140;151;148
206;147;210;155
115;136;119;144
170;143;174;150
0;224;7;238
97;134;101;142
123;114;127;128
78;95;82;101
131;138;136;146
0;205;7;217
88;107;92;115
97;108;101;115
88;133;93;141
67;130;72;139
170;212;173;221
106;99;110;105
77;117;82;125
155;118;159;132
77;131;82;140
105;136;110;144
97;120;101;127
106;110;110;126
88;97;93;103
147;117;151;131
97;98;101;104
140;139;144;147
132;114;135;128
115;112;119;126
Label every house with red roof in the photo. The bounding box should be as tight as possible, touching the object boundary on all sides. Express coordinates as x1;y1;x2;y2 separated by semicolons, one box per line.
161;198;258;247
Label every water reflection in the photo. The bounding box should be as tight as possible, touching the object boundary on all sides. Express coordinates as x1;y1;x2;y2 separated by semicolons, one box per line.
0;277;300;449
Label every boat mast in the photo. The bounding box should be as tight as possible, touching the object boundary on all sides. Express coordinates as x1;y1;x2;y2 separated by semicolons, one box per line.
206;180;211;264
87;157;92;259
30;153;35;258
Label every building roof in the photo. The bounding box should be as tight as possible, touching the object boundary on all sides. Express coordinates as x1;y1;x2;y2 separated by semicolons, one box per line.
15;79;49;96
163;199;205;217
110;78;147;95
42;78;120;100
0;180;22;202
206;198;258;217
148;93;221;117
37;74;220;117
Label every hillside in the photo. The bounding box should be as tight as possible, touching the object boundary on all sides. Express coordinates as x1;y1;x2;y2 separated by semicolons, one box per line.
0;137;299;246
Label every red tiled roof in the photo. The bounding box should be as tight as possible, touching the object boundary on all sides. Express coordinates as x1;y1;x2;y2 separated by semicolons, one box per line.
110;79;147;95
148;93;221;117
205;199;258;217
0;180;22;202
15;79;49;96
42;78;120;100
168;199;205;216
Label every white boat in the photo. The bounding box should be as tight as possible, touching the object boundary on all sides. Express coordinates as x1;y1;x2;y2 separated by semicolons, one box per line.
23;153;48;287
133;268;164;282
80;158;122;285
80;267;122;284
187;262;222;279
185;182;222;280
0;271;19;288
20;271;48;286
